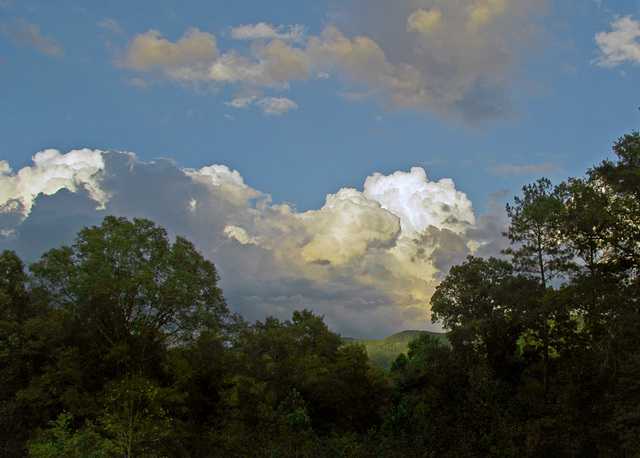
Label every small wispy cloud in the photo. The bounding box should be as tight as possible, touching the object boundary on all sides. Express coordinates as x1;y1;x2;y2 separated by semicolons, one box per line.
227;22;307;43
421;157;442;166
225;96;258;109
1;19;64;57
257;97;298;115
594;15;640;67
488;162;564;177
98;18;123;35
225;95;298;115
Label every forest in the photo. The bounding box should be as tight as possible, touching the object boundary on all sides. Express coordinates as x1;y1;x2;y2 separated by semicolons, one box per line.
1;130;639;457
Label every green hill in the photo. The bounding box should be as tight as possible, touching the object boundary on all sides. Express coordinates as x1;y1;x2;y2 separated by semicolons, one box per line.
343;330;450;371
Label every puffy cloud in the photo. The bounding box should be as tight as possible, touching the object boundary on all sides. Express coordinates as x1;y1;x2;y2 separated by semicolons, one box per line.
489;162;564;177
0;148;108;220
306;27;425;108
123;27;219;73
223;166;486;332
594;15;640;67
119;0;548;122
297;188;401;265
466;0;509;30
407;9;442;35
123;28;308;89
0;149;507;337
1;19;64;57
208;41;309;86
362;167;475;235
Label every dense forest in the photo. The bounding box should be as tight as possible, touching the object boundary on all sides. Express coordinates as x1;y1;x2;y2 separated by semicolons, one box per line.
1;130;639;456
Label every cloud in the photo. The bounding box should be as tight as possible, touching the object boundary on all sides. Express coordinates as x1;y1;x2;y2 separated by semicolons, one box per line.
362;167;475;235
228;22;306;43
123;27;219;72
225;95;298;115
298;188;401;265
306;26;425;108
0;149;507;338
118;0;549;123
0;148;108;220
594;15;640;67
225;95;258;109
488;162;564;177
1;19;64;57
122;27;309;89
256;97;298;115
98;18;123;35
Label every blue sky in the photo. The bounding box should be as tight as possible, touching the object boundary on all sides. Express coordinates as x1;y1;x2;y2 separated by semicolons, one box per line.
0;0;638;337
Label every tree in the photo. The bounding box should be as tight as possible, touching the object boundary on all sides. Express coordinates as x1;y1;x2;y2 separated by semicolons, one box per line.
389;332;444;388
28;410;118;458
431;256;538;380
29;216;234;374
503;178;572;287
97;375;172;457
560;178;612;276
230;309;388;446
589;131;640;199
586;131;640;274
503;178;573;395
0;250;41;455
13;217;240;453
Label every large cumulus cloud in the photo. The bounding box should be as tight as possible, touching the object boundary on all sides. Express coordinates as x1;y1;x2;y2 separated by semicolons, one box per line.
0;148;507;337
117;0;549;123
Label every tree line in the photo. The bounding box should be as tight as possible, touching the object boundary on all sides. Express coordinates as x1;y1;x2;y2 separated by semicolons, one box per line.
1;130;639;456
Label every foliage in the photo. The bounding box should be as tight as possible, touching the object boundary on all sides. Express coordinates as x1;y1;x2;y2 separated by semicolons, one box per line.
97;375;173;457
345;330;449;371
28;411;119;458
231;309;390;440
29;216;233;356
503;177;573;287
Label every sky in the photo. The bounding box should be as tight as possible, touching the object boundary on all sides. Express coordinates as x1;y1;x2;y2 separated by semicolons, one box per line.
0;0;638;338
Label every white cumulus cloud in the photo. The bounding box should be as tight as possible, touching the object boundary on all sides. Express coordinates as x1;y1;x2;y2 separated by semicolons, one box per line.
0;149;507;337
594;15;640;67
0;148;109;219
362;167;475;236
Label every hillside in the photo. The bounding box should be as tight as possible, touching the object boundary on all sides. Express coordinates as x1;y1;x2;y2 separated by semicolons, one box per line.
343;330;450;371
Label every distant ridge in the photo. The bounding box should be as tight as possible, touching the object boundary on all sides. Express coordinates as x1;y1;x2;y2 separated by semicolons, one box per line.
342;330;450;371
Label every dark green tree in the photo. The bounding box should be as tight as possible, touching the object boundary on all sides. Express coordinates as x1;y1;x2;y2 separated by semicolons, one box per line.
0;250;41;455
503;178;573;394
430;255;538;381
223;309;389;455
29;215;234;374
586;131;640;274
10;216;239;455
389;333;444;388
590;131;640;198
